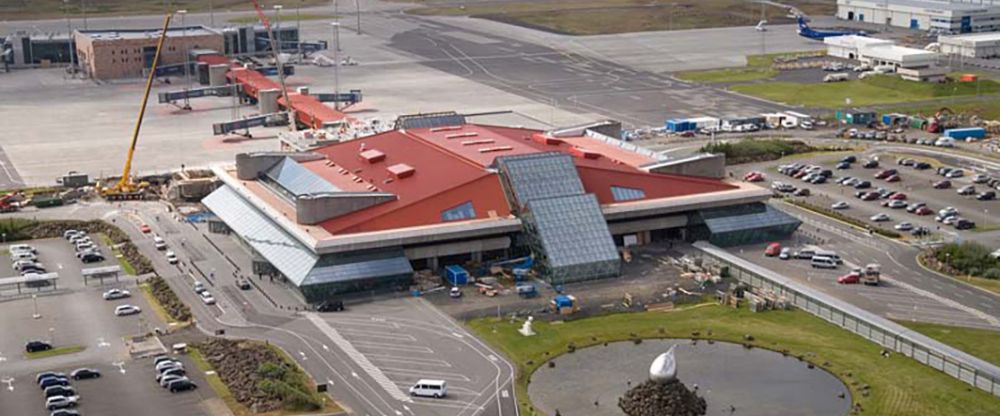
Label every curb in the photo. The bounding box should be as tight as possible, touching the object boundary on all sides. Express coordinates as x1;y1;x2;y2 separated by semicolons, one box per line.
914;252;1000;300
776;199;908;247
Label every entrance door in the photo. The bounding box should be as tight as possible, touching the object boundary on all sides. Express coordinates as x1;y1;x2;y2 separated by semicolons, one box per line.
848;11;855;21
910;19;919;29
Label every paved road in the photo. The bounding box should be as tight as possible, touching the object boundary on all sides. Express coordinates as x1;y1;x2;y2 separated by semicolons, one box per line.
16;200;519;416
0;145;24;191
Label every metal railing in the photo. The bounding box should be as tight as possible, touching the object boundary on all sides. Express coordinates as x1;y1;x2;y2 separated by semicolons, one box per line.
694;241;1000;397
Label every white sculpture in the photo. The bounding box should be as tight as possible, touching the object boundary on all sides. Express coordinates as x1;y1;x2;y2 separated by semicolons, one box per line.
649;345;677;383
518;316;536;337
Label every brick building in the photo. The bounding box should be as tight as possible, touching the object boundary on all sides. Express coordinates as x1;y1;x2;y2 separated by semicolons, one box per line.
74;26;223;80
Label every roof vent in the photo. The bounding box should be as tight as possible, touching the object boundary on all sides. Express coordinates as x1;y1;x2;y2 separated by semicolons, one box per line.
387;163;415;179
430;126;462;132
360;149;385;163
531;133;562;146
446;132;478;139
461;139;495;146
569;146;602;159
478;146;513;153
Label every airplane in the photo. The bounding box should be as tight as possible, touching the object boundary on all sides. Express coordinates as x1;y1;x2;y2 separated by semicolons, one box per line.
797;16;866;40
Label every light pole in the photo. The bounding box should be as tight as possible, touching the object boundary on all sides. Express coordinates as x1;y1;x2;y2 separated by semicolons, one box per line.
355;0;361;35
331;22;341;110
32;294;41;319
81;0;88;30
210;0;215;26
296;1;302;58
274;5;284;55
63;0;76;72
177;9;190;87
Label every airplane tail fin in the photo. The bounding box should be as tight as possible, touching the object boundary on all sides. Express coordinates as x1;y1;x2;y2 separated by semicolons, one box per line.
797;16;809;29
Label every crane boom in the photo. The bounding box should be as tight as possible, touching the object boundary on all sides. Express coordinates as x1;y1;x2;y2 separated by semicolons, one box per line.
110;13;172;196
250;0;295;131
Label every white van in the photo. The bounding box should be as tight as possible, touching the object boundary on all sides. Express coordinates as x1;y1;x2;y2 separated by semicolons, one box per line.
409;379;447;398
935;137;955;148
814;250;842;264
811;256;839;269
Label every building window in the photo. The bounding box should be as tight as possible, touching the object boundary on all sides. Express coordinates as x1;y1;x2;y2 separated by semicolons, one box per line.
441;201;476;222
610;186;646;202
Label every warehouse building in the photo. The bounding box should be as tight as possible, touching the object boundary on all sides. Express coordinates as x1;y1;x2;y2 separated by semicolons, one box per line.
825;35;940;71
939;32;1000;57
837;0;1000;33
202;114;798;303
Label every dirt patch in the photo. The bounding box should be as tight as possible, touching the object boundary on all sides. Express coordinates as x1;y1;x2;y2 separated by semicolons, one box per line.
147;276;192;322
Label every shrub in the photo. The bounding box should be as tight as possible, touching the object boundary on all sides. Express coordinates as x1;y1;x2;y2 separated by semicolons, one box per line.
701;139;824;165
933;242;1000;279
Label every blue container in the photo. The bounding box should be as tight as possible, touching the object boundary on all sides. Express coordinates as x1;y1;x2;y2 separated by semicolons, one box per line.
944;127;985;140
444;265;469;285
553;294;574;308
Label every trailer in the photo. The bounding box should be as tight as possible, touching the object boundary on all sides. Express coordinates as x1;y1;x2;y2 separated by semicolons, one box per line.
943;127;986;140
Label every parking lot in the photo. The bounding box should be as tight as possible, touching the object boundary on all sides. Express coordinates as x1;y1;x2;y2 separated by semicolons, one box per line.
0;357;214;416
737;150;1000;238
0;237;221;416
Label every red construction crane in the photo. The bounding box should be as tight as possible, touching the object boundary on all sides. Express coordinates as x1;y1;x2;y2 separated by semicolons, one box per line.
249;0;295;131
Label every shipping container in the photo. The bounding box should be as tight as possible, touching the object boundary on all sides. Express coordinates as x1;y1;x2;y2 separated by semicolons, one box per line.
836;111;876;125
444;265;469;286
944;127;986;139
909;117;927;130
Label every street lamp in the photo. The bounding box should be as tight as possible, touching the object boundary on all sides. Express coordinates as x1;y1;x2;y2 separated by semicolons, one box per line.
63;0;76;73
331;22;340;110
177;9;190;87
32;294;41;319
274;5;284;55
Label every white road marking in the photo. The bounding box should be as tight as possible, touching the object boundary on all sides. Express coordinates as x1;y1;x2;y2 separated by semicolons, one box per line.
380;368;471;382
339;328;417;342
305;313;412;403
367;355;453;368
351;341;434;354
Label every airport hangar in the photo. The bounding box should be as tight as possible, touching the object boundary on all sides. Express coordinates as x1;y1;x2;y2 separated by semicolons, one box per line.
837;0;1000;33
203;115;798;303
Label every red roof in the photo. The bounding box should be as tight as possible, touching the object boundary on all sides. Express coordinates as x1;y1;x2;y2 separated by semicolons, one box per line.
243;124;739;235
196;54;230;66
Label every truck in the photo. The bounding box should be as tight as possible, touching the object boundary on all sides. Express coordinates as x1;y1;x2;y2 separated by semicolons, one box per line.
824;73;849;83
943;127;986;140
861;263;880;286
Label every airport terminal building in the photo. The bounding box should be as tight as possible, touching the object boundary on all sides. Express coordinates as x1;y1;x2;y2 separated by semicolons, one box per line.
837;0;1000;33
203;116;797;302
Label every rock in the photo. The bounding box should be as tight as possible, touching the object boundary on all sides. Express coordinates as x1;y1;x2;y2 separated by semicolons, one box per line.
618;379;707;416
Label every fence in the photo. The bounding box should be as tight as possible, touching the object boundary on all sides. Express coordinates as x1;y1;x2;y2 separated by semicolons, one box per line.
694;241;1000;397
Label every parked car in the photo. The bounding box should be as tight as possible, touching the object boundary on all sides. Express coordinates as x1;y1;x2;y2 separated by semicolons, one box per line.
883;200;907;209
885;174;901;182
43;385;76;399
862;160;879;168
946;169;965;178
317;300;345;312
958;185;977;195
977;191;996;201
934;180;951;189
38;377;70;390
955;219;977;230
841;156;857;164
854;180;872;189
114;305;141;316
139;224;151;233
153;236;167;250
45;395;79;411
861;192;880;201
875;169;897;179
26;340;53;353
63;230;80;240
794;188;811;196
832;201;850;210
894;222;914;231
156;368;186;382
159;374;187;388
13;260;45;272
193;281;206;294
79;251;104;263
912;227;931;237
165;251;178;265
914;162;932;170
870;213;891;222
915;206;934;215
49;410;81;416
9;244;36;254
155;360;184;373
889;193;907;200
779;247;792;260
103;289;130;300
70;368;101;380
36;372;66;383
167;379;198;393
764;243;782;257
835;162;851;170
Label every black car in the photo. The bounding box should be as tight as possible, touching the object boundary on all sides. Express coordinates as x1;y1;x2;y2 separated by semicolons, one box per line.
809;176;827;184
862;160;879;169
36;372;65;383
49;410;80;416
841;156;857;164
914;162;932;170
835;162;851;170
26;340;52;353
977;191;996;201
938;167;953;176
39;377;70;390
70;368;101;380
854;181;872;189
168;379;198;393
956;219;977;230
317;300;345;312
819;169;834;178
80;252;105;263
44;385;77;399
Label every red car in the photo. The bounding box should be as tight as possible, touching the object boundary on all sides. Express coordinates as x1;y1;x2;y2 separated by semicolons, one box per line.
861;192;880;201
933;180;951;189
914;206;934;215
743;172;765;182
889;193;907;200
764;242;782;257
139;224;151;233
838;271;861;284
885;175;901;182
874;169;897;179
